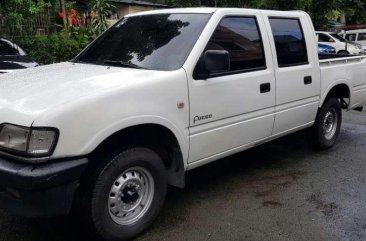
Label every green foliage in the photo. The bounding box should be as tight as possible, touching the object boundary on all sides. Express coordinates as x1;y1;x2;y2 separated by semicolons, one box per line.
216;0;265;8
165;0;311;9
165;0;201;7
1;0;366;65
264;0;311;10
68;25;94;47
165;0;366;28
90;0;115;36
18;33;87;64
28;0;52;14
0;0;53;36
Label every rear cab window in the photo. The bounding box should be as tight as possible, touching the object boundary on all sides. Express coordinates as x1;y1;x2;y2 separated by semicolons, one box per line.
269;18;308;67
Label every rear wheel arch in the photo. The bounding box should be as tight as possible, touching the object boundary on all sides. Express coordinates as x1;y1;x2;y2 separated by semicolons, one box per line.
320;83;351;109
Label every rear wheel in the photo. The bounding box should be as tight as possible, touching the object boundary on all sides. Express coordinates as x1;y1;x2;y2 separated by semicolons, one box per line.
80;147;167;241
310;98;342;150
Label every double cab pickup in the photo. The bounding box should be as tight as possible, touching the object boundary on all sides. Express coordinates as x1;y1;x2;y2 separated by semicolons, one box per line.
0;8;366;241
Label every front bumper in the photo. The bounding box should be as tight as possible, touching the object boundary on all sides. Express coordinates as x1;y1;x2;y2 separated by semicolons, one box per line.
0;156;88;217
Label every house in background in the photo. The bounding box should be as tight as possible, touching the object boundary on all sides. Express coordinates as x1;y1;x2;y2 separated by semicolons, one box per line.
107;0;168;24
71;0;168;25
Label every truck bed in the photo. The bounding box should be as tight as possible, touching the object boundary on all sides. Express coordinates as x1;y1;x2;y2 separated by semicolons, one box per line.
319;54;366;109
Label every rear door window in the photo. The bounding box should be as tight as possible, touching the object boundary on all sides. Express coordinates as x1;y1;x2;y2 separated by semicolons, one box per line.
269;18;308;67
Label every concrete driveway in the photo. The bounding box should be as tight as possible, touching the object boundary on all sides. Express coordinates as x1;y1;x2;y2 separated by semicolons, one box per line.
1;110;366;241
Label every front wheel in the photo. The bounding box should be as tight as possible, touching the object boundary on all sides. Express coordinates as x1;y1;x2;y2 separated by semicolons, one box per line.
82;147;167;241
310;98;342;150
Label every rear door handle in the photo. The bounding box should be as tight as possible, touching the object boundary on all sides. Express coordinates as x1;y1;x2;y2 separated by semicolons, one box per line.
260;83;271;93
304;76;312;85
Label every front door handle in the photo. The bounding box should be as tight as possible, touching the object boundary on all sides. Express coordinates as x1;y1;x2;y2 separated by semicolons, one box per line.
260;83;271;93
304;76;312;85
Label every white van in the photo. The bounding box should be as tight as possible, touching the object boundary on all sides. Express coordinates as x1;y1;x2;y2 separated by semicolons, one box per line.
343;29;366;50
316;31;362;54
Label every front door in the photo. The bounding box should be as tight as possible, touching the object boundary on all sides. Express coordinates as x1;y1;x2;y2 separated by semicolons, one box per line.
187;13;276;163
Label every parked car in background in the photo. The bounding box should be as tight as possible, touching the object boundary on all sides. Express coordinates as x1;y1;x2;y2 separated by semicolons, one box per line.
316;31;362;55
0;37;38;74
342;29;366;53
318;43;336;54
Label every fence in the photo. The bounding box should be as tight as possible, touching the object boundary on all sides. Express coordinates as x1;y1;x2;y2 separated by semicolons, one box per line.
0;9;55;38
32;9;53;35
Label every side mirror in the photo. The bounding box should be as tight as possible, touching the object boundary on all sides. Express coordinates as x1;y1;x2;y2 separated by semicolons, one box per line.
329;38;335;43
203;50;230;76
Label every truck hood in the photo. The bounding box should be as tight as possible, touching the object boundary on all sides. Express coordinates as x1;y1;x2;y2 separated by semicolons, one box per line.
0;62;166;126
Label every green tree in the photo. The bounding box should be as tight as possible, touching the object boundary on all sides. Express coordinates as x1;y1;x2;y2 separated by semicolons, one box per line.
165;0;201;7
90;0;115;36
0;0;52;37
343;0;365;24
264;0;311;10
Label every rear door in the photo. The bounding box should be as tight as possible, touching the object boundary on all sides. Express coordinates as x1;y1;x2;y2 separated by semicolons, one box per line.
263;14;321;135
186;12;276;163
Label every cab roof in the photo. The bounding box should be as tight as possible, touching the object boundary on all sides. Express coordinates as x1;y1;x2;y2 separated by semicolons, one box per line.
126;7;308;18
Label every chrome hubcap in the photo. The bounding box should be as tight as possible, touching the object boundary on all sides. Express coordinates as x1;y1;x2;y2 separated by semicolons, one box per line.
108;167;154;225
323;108;338;140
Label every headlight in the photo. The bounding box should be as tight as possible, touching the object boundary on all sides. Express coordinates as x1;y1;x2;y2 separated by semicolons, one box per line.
0;124;58;157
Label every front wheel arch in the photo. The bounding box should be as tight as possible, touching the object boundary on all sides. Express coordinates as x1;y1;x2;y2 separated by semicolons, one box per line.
87;124;186;188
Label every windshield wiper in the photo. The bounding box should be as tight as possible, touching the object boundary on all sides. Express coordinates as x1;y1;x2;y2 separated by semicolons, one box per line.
103;60;146;69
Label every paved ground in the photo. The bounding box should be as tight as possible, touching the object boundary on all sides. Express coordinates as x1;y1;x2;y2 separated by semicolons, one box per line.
1;110;366;241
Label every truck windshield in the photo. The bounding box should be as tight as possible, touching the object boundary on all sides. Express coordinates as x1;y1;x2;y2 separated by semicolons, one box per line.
75;13;210;71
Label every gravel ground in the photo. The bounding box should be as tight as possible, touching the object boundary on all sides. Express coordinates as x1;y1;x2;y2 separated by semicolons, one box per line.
1;110;366;241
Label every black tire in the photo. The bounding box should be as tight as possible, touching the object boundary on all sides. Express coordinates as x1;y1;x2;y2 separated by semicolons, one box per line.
338;50;350;55
80;147;167;241
310;98;342;150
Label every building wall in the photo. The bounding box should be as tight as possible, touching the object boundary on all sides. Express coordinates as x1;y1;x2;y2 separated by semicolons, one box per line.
128;5;159;14
114;4;161;18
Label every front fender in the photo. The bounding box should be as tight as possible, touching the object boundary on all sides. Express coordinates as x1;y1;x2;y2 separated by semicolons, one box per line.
80;115;189;167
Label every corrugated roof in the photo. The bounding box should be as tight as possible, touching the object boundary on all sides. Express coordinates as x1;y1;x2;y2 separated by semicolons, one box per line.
108;0;168;7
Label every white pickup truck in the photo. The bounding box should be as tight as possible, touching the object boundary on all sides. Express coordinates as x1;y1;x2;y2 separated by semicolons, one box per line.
0;8;366;241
